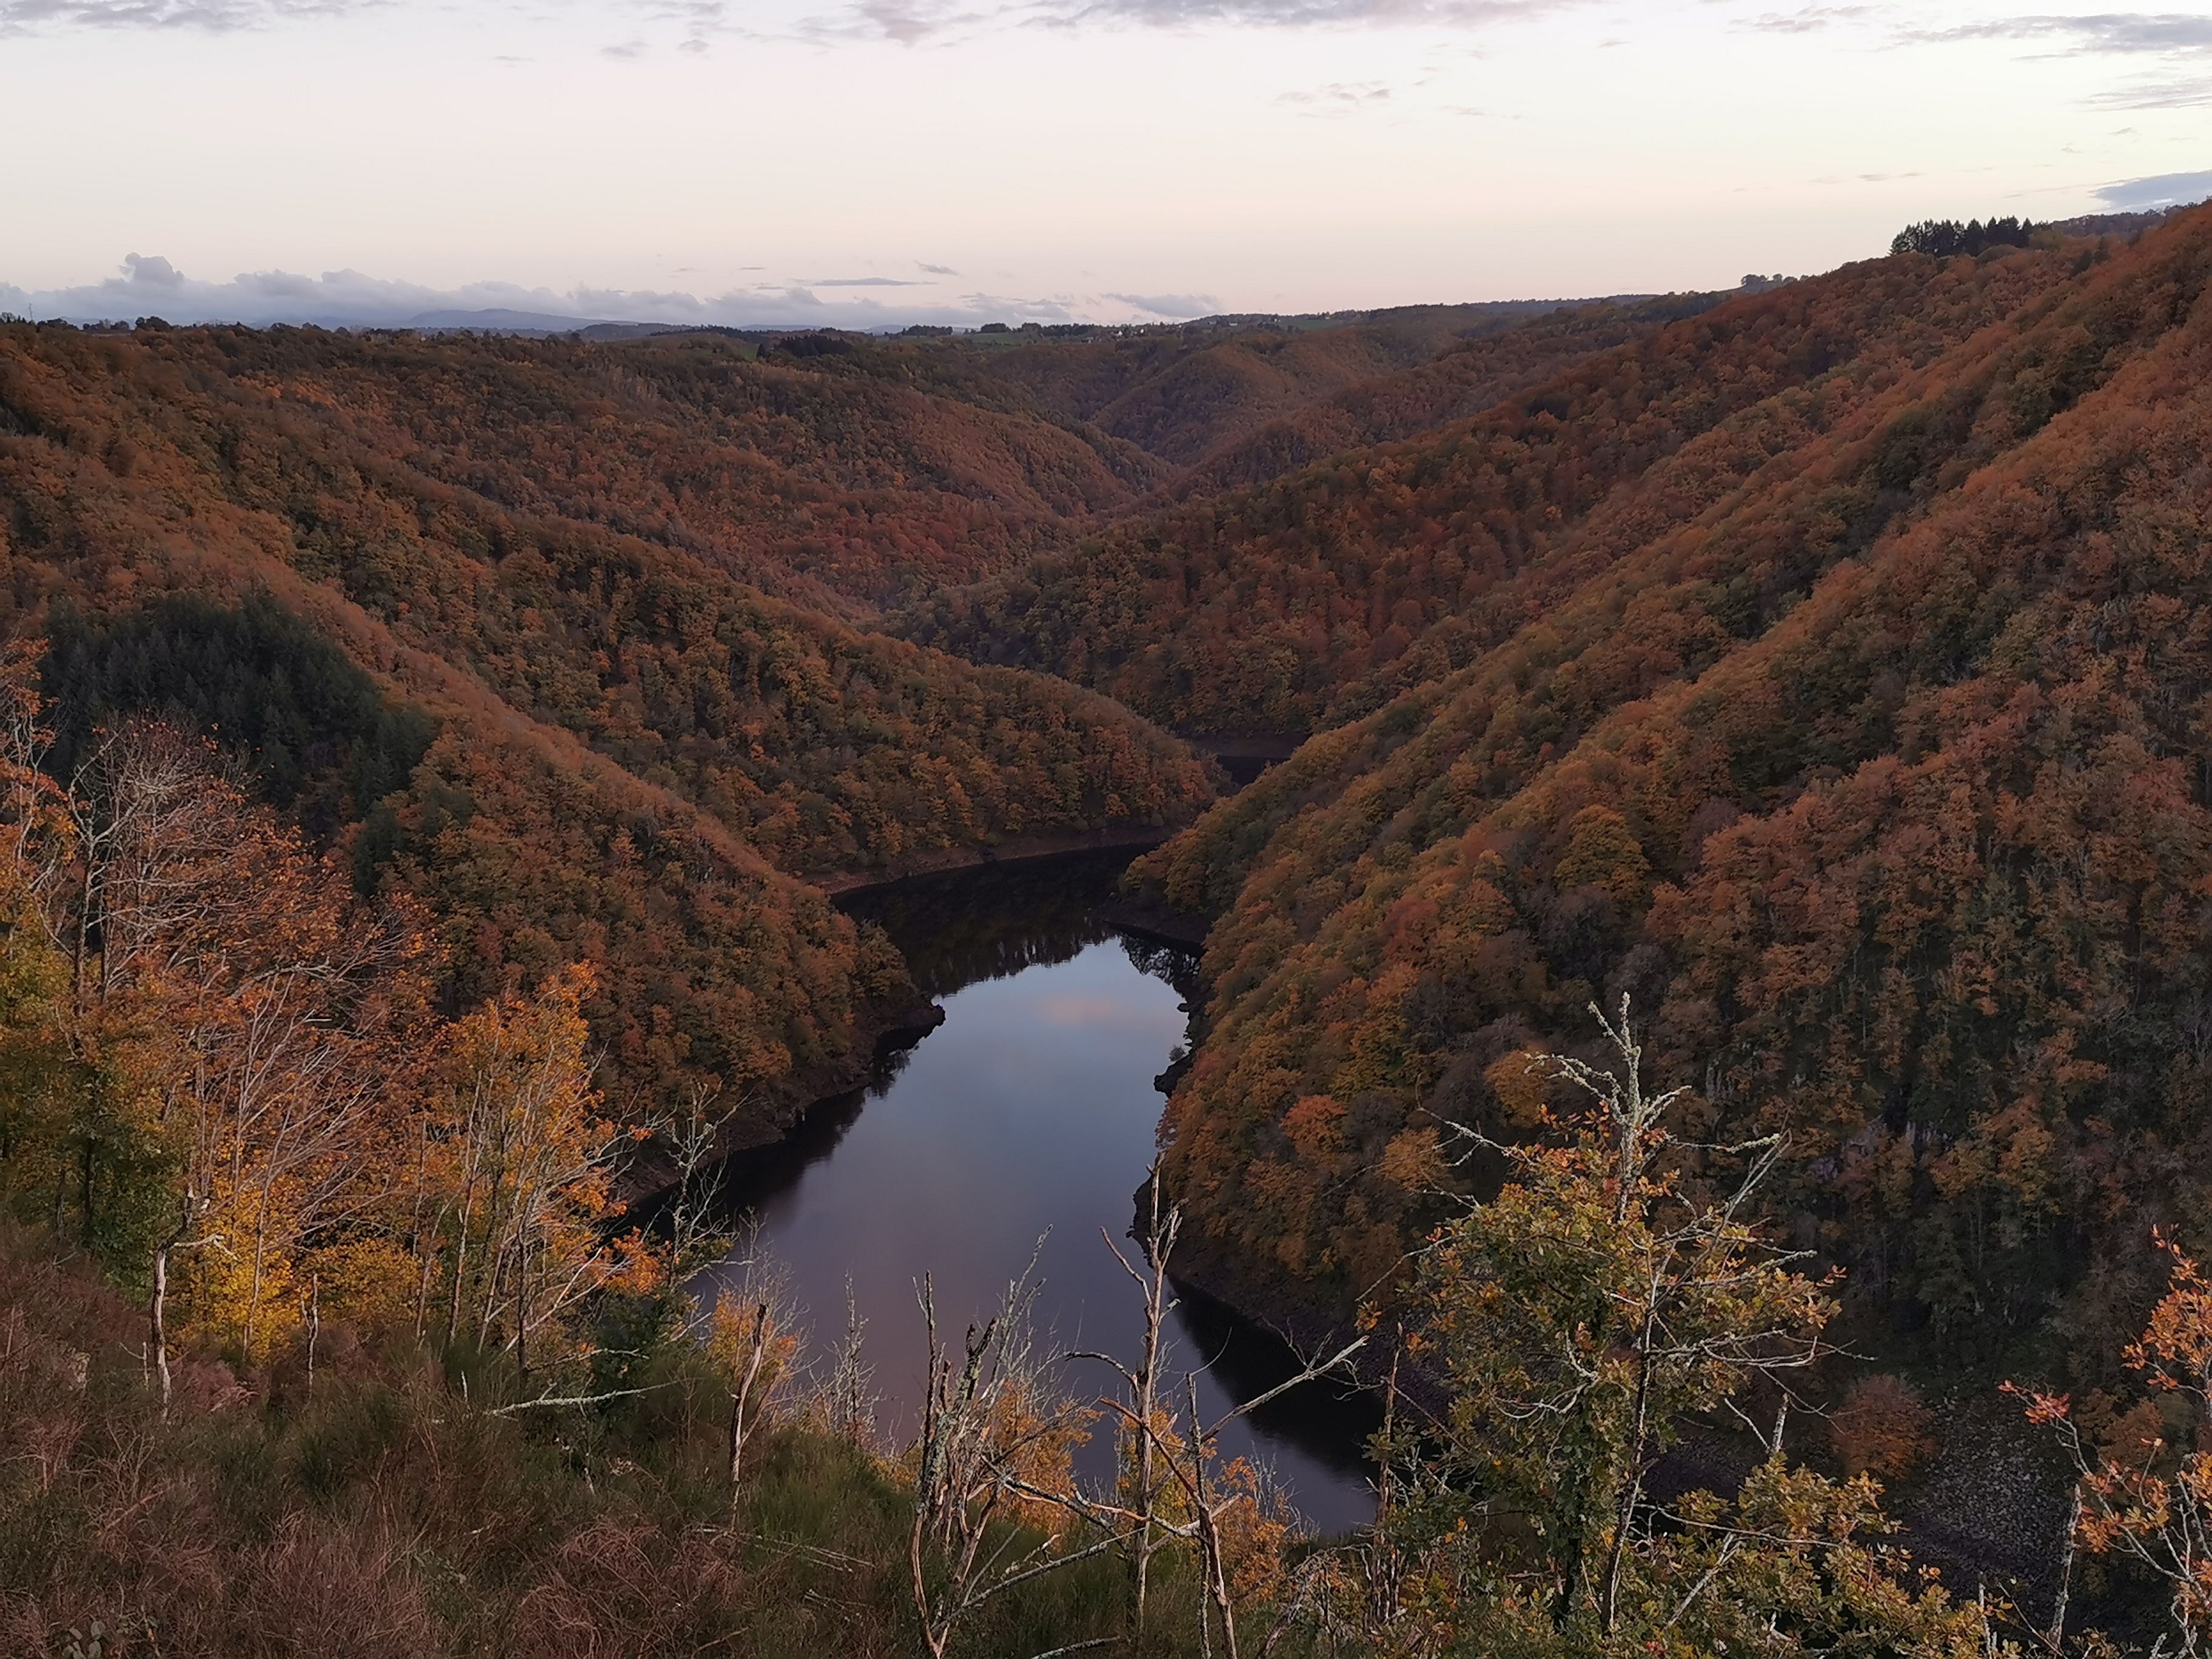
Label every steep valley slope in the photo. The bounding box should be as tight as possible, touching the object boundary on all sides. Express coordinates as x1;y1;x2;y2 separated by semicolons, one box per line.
0;322;1219;1139
1024;212;2212;1399
15;210;2204;1420
893;245;2093;739
0;294;1706;1142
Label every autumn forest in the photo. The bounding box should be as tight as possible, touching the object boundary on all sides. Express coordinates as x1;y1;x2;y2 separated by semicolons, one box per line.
5;206;2212;1657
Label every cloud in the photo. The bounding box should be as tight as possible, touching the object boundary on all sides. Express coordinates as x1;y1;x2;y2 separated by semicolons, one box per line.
806;0;1583;43
1275;79;1393;111
917;262;960;275
1907;12;2212;54
121;252;186;289
0;258;576;328
6;0;1585;43
0;255;1238;332
1895;11;2212;107
2087;70;2212;102
806;0;995;43
2094;167;2212;208
1735;5;1871;33
0;0;355;32
1101;291;1216;317
1058;0;1569;22
572;283;709;314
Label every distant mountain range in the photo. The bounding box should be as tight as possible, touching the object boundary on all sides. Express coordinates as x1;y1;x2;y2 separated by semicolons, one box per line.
403;308;689;339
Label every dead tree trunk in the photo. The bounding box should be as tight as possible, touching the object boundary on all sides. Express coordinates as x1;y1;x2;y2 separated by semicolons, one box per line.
2046;1485;2083;1654
305;1272;321;1401
728;1301;771;1498
151;1239;172;1418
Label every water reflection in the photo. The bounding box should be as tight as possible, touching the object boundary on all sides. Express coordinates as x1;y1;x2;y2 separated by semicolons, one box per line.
1171;1278;1384;1489
845;848;1174;997
697;852;1378;1534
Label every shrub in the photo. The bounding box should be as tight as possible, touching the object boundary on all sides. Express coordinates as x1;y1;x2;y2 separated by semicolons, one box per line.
1829;1372;1939;1478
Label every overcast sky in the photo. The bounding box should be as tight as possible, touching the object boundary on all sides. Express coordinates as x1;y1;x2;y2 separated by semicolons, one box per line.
1;0;2207;327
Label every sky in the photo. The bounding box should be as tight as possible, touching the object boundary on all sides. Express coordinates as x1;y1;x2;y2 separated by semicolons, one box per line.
1;0;2207;329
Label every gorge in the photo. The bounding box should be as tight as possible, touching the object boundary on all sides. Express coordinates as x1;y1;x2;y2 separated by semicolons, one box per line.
700;851;1379;1535
7;204;2212;1651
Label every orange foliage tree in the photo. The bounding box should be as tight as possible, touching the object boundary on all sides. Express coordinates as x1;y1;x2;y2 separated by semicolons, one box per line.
1369;1006;1987;1657
2016;1233;2212;1655
1120;208;2212;1381
0;637;674;1399
423;962;655;1376
42;723;431;1361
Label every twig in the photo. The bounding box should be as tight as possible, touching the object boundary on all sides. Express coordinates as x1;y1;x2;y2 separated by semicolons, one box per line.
485;1384;662;1416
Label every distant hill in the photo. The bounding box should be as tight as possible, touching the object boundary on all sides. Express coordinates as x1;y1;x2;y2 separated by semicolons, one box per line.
891;250;2070;736
0;289;1781;1137
2048;208;2177;238
404;307;631;334
1155;292;1727;502
42;304;1698;622
403;310;701;341
964;299;1631;469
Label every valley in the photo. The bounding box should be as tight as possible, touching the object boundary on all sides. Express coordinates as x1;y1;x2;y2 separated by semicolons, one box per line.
4;205;2210;1654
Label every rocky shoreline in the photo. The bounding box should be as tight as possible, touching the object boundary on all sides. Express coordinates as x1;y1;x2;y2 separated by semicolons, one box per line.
810;822;1182;897
614;990;946;1205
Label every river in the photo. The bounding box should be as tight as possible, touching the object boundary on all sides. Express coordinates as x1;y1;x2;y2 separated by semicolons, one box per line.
695;851;1379;1535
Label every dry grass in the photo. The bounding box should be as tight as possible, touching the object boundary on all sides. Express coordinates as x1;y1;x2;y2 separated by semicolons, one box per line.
0;1227;1192;1658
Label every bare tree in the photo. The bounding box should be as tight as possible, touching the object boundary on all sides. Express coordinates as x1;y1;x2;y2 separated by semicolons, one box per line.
34;721;426;1357
1045;1169;1362;1659
2014;1232;2212;1658
818;1275;877;1449
726;1300;772;1492
0;638;76;943
1104;1173;1180;1638
431;965;634;1375
72;725;219;999
1259;1347;1413;1657
888;1188;1363;1657
149;1190;219;1419
907;1256;1118;1659
706;1216;802;1502
653;1079;740;1283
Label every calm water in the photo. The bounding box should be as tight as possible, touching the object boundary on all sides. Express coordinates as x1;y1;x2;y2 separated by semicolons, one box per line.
697;853;1378;1534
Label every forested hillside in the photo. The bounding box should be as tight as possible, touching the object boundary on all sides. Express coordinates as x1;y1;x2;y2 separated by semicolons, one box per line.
0;281;1748;1153
1091;212;2212;1389
1157;292;1726;501
0;321;1216;1128
965;298;1597;469
894;246;2088;736
10;220;2202;1385
152;325;1166;614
